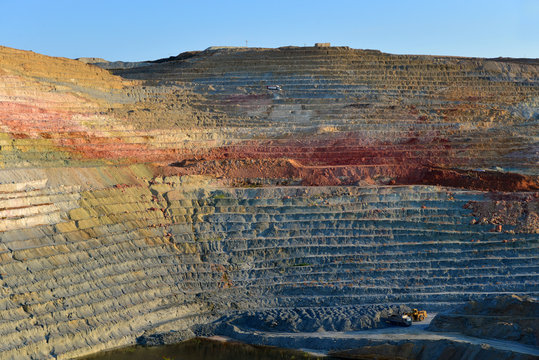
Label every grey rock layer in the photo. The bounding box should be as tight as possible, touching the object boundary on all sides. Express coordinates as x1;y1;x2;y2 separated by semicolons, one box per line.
330;339;537;360
428;295;539;346
210;304;410;334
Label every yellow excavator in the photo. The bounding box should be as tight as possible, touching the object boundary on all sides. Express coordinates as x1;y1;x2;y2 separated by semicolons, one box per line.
407;309;427;322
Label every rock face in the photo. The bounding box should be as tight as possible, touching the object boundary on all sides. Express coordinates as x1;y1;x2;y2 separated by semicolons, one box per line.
330;339;538;360
196;304;411;336
327;296;539;359
428;295;539;346
0;45;537;359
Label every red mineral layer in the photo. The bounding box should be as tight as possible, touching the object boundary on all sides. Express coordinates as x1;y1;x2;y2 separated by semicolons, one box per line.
0;102;74;122
0;101;85;135
2;96;535;192
419;167;539;192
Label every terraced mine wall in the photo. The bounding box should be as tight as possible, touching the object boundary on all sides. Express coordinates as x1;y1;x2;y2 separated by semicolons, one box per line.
0;45;537;359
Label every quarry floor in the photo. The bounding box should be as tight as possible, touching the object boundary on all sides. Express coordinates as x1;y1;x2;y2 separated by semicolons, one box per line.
210;314;539;358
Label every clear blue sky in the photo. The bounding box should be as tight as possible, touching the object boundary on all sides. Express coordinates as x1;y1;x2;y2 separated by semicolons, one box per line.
1;0;537;61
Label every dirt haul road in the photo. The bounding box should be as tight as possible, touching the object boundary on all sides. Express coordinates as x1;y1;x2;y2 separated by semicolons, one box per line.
222;314;539;357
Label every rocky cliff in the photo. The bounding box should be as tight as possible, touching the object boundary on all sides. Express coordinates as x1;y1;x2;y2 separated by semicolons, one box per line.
0;45;537;359
428;294;539;346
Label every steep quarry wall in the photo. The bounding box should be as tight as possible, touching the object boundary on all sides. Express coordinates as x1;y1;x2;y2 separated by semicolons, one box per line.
0;45;537;359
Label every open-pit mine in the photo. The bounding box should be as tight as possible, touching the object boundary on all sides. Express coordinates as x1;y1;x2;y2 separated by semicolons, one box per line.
0;44;537;359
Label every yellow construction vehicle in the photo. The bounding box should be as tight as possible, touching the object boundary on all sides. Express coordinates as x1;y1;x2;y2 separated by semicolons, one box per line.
407;309;427;322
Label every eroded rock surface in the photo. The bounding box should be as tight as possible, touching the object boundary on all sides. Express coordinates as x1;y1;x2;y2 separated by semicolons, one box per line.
330;339;537;360
196;304;411;337
0;45;537;359
428;295;539;346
